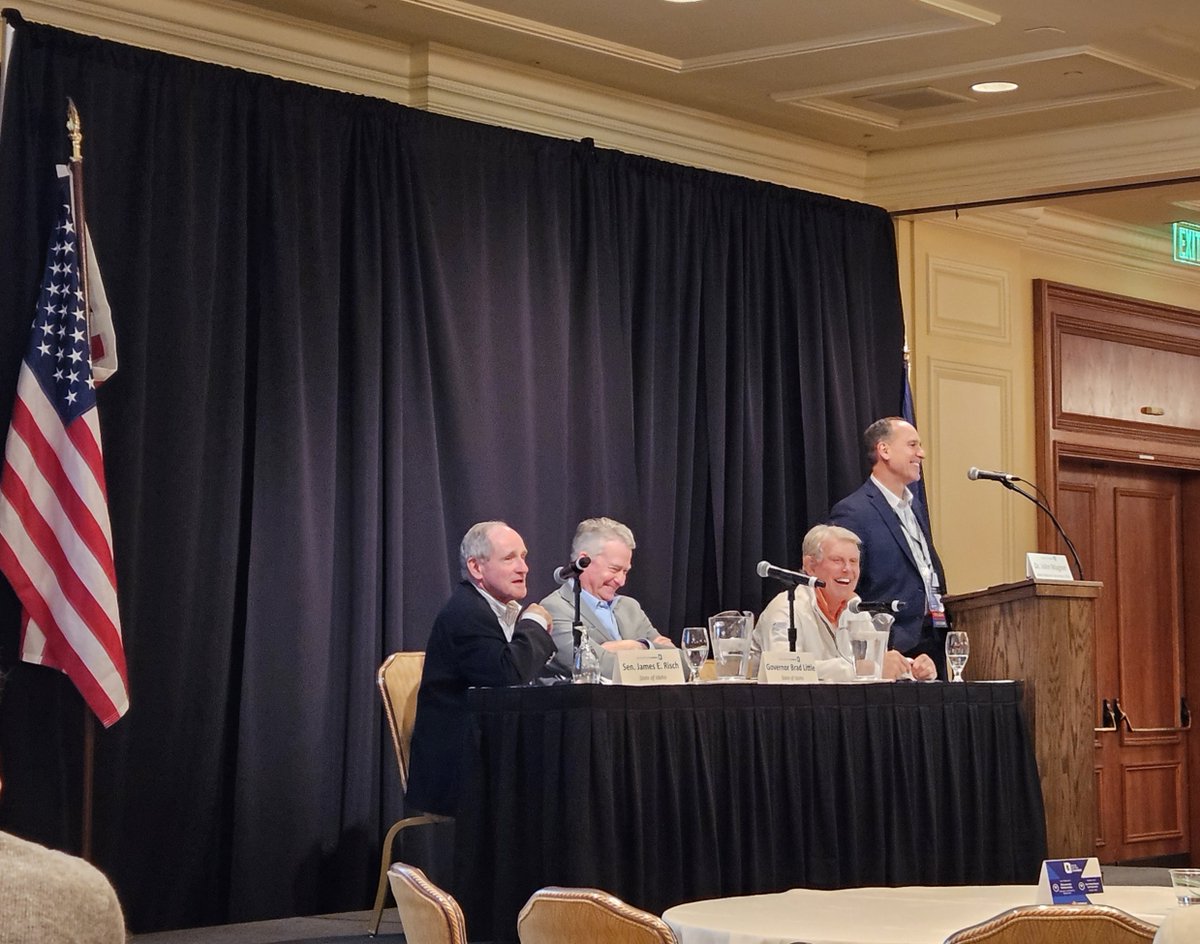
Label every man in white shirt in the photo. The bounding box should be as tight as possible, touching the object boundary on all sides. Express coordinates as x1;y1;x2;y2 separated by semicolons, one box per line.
752;524;936;681
541;517;673;678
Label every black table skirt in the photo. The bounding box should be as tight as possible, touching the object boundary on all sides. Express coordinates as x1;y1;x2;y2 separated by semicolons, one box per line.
453;681;1047;942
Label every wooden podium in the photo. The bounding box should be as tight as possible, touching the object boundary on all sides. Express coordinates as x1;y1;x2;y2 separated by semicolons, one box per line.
944;579;1102;859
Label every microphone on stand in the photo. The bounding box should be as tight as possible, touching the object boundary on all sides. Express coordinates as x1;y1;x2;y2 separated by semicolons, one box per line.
553;554;591;585
756;560;825;589
966;465;1086;580
967;466;1019;483
847;598;907;616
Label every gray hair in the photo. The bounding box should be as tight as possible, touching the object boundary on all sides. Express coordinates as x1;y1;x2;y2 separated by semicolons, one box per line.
459;520;508;578
803;524;861;562
863;416;905;470
571;516;636;558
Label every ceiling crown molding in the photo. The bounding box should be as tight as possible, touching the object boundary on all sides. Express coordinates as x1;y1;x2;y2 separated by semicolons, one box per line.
352;0;997;75
414;43;867;198
11;0;415;100
867;107;1200;211
926;206;1200;283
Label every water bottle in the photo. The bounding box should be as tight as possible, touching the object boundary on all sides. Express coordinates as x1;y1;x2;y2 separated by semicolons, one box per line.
572;630;601;683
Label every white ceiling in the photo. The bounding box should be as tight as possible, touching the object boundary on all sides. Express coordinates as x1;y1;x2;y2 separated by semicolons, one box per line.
118;0;1200;234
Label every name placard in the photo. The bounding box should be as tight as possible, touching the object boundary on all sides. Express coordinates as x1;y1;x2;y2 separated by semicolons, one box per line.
758;651;819;684
613;649;686;685
1026;552;1074;581
1036;857;1103;904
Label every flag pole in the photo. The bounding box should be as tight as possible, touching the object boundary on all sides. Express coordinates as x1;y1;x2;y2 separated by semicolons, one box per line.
66;98;97;862
66;99;93;340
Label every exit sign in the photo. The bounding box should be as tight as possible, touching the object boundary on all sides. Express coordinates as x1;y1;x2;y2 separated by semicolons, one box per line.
1173;221;1200;266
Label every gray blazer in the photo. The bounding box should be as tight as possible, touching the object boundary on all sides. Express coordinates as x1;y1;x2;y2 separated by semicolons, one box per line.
539;581;666;678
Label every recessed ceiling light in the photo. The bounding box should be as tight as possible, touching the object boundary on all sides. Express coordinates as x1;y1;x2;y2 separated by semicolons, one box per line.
972;81;1019;93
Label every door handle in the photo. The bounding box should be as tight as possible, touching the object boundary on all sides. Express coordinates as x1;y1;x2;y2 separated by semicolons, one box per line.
1095;698;1118;733
1110;696;1192;734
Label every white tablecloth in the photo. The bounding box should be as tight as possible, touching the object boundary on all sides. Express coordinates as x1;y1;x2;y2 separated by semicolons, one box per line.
662;885;1180;944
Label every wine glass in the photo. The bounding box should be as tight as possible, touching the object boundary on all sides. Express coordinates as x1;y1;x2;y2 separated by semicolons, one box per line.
681;626;709;682
945;630;970;682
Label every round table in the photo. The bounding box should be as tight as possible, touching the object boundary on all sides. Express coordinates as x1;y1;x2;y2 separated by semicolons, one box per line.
662;885;1179;944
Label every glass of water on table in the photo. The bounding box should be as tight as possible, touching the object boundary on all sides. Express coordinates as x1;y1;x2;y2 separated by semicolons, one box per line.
680;626;709;682
1170;868;1200;906
945;630;969;682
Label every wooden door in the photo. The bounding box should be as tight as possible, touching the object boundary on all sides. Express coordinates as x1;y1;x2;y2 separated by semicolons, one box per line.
1057;460;1191;862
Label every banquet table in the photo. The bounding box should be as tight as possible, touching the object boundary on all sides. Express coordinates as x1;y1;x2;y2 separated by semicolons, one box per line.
452;680;1047;943
662;884;1180;944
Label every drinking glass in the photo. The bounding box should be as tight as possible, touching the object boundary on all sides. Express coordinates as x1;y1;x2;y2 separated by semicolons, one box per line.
945;630;969;682
680;626;709;682
1170;868;1200;906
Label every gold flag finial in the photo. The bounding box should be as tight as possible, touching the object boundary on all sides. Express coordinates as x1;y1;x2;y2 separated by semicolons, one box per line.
66;97;83;162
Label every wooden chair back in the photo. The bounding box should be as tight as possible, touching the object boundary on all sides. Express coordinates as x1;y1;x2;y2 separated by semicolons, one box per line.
387;862;467;944
378;651;426;789
518;887;677;944
943;903;1157;944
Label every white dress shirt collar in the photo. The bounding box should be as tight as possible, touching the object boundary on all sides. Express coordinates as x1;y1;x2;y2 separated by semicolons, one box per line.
473;584;520;641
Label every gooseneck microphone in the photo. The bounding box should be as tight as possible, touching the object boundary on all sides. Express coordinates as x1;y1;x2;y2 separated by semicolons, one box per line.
553;554;591;584
966;465;1086;580
967;466;1019;483
756;560;825;589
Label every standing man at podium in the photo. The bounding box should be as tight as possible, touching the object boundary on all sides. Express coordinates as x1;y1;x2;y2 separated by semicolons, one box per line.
829;416;950;677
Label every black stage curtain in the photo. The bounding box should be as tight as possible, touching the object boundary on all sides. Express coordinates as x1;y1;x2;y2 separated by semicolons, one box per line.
0;17;906;932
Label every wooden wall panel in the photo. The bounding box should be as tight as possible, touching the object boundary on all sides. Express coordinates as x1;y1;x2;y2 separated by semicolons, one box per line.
1122;763;1185;842
929;360;1012;594
1113;487;1182;727
1035;281;1200;491
928;256;1011;343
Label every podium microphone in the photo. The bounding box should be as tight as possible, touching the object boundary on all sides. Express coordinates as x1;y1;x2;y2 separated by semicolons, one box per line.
966;465;1086;580
553;554;591;584
756;560;825;589
968;466;1019;483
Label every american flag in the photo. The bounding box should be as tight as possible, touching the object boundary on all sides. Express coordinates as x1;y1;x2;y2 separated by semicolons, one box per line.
0;170;128;726
901;352;927;513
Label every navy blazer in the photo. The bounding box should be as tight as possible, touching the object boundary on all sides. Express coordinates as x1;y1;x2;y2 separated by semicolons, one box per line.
828;480;947;654
406;580;556;816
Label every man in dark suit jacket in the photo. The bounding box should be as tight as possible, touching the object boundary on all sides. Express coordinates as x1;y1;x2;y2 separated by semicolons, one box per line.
406;521;556;816
828;417;950;677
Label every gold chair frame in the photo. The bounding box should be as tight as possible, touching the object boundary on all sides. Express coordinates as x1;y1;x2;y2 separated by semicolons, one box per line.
517;886;677;944
386;862;467;944
944;902;1158;944
368;652;453;936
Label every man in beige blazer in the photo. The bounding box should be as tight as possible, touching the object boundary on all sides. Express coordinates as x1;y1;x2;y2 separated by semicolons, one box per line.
541;517;673;678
